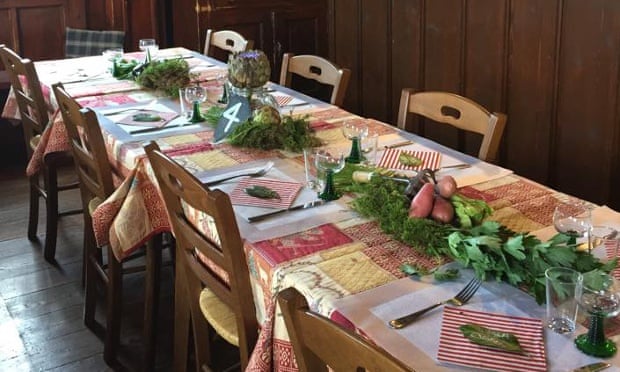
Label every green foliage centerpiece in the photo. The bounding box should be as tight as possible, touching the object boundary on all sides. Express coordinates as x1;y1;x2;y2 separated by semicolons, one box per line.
113;56;192;98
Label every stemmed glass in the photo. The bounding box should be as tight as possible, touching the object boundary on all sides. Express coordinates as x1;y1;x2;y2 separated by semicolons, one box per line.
553;201;592;251
138;38;159;61
185;86;207;123
342;120;369;164
314;150;345;201
575;272;620;357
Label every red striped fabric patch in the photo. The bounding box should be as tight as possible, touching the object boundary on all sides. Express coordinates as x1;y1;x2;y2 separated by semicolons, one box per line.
438;306;546;372
275;95;293;107
604;240;620;280
377;148;441;171
229;178;302;209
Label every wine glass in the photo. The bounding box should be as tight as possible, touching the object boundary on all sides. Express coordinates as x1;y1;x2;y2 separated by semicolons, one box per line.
575;272;620;357
553;201;592;251
314;150;345;201
185;86;207;123
138;38;159;60
342;120;369;164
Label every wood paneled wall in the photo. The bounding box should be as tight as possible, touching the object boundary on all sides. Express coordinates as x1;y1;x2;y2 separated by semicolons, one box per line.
328;0;620;210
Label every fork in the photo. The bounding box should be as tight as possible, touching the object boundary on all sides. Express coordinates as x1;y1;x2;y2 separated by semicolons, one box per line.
388;277;482;329
203;162;274;186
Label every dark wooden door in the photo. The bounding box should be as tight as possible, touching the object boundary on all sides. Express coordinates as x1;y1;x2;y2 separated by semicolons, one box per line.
0;0;86;60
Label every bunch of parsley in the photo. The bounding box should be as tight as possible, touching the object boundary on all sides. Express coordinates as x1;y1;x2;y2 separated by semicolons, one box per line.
228;115;322;152
351;177;616;304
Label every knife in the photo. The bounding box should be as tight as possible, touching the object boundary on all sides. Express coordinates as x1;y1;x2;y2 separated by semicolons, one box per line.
572;362;611;372
247;199;329;223
130;123;183;134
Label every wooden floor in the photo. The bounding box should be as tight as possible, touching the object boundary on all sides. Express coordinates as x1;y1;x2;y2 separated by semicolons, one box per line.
0;162;239;371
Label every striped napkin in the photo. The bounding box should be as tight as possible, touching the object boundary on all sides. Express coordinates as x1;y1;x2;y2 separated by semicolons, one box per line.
604;240;620;280
229;178;302;209
377;148;441;171
272;93;305;107
438;306;546;372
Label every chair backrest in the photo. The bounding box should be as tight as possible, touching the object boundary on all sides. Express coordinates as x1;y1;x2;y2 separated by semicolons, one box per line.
279;53;351;107
143;141;258;368
0;45;50;159
65;27;125;58
52;83;115;204
278;287;413;372
203;29;253;58
396;89;507;163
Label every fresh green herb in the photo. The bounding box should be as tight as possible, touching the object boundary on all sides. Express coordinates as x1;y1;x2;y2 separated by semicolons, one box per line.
203;106;225;126
433;268;460;281
398;152;422;167
459;324;525;354
228;114;322;152
132;113;162;122
244;185;280;199
112;59;139;79
400;263;433;276
451;193;493;228
350;176;614;304
135;58;192;98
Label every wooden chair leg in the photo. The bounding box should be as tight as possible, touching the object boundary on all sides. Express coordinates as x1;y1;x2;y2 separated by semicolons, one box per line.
27;177;39;241
43;166;58;262
173;262;191;372
143;235;162;372
83;218;98;330
104;247;123;367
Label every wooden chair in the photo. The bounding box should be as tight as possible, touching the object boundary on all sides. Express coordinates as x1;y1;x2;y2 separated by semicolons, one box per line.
278;287;413;372
279;53;351;106
396;89;507;163
203;29;253;58
0;44;81;262
144;142;258;371
53;83;162;371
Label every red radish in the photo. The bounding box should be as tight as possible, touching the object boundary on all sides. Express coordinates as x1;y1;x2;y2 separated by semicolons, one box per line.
436;176;457;198
431;195;455;223
408;182;435;218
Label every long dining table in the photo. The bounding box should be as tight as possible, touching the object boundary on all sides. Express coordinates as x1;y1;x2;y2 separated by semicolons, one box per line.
4;47;620;372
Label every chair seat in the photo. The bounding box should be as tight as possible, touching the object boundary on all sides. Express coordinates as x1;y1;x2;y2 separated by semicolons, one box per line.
29;134;41;151
199;287;238;346
88;196;104;216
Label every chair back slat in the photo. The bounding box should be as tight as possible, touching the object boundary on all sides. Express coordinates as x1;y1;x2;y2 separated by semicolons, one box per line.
279;53;351;107
204;29;253;58
53;83;115;203
144;142;258;369
278;287;413;372
397;88;507;163
0;45;49;157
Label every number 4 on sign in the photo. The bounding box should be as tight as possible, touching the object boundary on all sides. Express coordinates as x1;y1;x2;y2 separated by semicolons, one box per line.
214;94;251;142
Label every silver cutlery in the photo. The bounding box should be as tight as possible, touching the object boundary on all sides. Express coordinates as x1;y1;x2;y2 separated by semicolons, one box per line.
572;362;611;372
388;277;482;329
203;162;274;186
130;123;182;134
247;199;329;223
434;163;471;171
384;140;413;149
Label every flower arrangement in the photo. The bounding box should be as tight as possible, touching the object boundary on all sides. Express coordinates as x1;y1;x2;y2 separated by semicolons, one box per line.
113;57;192;98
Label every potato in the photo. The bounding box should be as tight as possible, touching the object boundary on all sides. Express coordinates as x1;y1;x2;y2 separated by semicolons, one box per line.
437;176;457;198
431;195;455;223
408;182;435;218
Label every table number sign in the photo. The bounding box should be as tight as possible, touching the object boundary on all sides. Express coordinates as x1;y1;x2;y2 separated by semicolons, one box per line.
214;93;251;142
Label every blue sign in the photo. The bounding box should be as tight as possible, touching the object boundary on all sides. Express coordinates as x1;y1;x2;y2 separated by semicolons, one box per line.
214;93;251;143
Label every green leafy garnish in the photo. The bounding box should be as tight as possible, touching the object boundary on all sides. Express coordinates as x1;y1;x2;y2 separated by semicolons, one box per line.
451;193;493;228
132;113;162;122
112;59;139;79
350;176;614;304
398;152;422;167
228;114;322;152
135;58;192;98
459;324;525;354
433;268;460;281
244;185;280;199
203;106;225;126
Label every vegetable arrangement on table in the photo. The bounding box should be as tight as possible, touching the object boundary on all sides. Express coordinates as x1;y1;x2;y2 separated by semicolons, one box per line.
350;170;616;304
